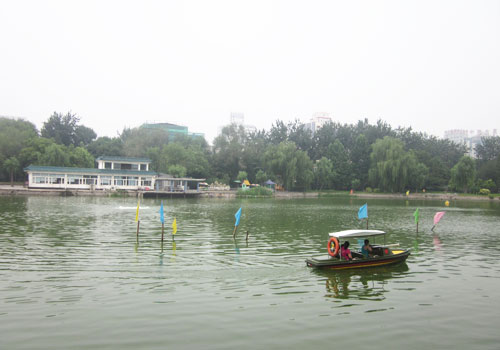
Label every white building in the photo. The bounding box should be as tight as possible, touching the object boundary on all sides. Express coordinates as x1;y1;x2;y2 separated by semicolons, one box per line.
24;156;205;192
304;113;333;134
444;129;498;158
25;156;156;191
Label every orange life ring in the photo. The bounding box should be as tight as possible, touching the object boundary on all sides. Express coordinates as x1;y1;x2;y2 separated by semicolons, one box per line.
327;237;340;257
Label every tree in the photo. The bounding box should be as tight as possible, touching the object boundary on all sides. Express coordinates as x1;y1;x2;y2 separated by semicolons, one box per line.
263;141;313;191
327;140;352;190
168;164;187;178
0;118;38;172
475;136;500;163
255;169;267;185
369;137;424;192
74;125;97;146
87;137;123;157
38;143;70;166
314;157;335;190
237;171;248;182
3;157;20;186
69;147;95;168
449;156;476;193
121;127;169;157
41;112;77;146
212;123;247;181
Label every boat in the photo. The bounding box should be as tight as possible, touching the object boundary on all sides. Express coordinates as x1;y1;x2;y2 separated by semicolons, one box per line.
306;229;410;270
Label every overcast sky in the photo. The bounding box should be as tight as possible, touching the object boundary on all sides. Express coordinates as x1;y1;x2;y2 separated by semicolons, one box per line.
1;0;499;144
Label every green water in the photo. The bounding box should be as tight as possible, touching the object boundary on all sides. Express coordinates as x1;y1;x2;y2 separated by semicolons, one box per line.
1;196;500;349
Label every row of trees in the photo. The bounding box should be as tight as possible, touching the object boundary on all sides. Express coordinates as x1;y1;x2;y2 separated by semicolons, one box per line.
1;112;499;193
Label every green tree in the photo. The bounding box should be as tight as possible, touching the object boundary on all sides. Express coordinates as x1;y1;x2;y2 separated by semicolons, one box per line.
69;147;95;168
475;136;500;163
449;156;476;193
168;164;187;178
369;136;423;192
74;125;97;146
255;169;267;185
263;141;313;191
327;140;352;190
314;157;335;190
212;124;246;181
3;157;20;186
237;171;248;182
0;118;38;182
87;136;123;157
121;127;169;157
350;134;371;189
38;143;70;166
41;112;96;146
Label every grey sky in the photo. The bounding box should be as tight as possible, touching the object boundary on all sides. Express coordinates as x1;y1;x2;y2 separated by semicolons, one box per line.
1;0;499;144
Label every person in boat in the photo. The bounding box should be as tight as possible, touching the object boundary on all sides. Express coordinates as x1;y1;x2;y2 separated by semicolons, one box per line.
361;239;373;258
341;241;352;261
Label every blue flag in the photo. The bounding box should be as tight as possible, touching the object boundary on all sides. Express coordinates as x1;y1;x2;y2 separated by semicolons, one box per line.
358;204;368;219
159;200;164;224
234;208;242;227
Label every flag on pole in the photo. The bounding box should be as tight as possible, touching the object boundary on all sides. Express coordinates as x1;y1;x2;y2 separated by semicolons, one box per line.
358;204;368;219
413;208;419;224
172;217;177;235
135;199;140;222
159;200;164;224
235;208;242;227
434;211;445;225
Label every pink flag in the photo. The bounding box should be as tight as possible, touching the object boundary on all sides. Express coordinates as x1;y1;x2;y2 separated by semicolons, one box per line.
434;212;445;225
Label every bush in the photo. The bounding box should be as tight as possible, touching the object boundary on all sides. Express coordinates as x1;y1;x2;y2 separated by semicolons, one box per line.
479;188;491;196
365;187;373;193
237;187;272;197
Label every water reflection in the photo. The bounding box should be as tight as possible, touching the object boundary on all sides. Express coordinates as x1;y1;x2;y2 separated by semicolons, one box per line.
315;263;410;301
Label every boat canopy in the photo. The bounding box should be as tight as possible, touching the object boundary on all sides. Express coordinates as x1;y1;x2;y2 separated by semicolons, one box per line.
329;229;386;239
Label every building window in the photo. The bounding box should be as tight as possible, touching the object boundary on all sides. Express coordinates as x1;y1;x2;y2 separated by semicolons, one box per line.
33;173;47;184
128;177;138;186
140;164;147;171
83;175;97;185
48;174;65;184
141;177;152;187
105;162;112;169
68;175;82;185
100;176;112;186
114;176;126;186
131;164;139;170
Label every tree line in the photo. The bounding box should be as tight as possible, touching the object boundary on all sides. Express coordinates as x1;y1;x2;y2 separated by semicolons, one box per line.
1;112;499;194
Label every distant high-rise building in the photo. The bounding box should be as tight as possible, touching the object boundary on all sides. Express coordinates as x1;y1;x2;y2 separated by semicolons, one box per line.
220;113;256;134
444;129;498;158
304;113;333;134
141;122;204;140
230;112;245;126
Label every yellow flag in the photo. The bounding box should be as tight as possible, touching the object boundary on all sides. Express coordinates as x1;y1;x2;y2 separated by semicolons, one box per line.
406;190;410;196
172;217;177;235
135;199;140;222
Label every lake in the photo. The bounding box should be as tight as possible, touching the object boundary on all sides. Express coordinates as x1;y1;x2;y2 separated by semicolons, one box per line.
1;195;500;349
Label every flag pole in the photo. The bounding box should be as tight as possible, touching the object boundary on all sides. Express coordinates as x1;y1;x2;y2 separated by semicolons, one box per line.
233;226;238;239
136;220;140;242
366;218;368;230
161;222;164;243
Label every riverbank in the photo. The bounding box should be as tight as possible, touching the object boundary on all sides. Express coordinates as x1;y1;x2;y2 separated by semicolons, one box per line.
2;184;498;202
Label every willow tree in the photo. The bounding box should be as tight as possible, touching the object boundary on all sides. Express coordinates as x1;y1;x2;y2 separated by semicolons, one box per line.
449;156;476;193
368;136;425;192
263;141;313;191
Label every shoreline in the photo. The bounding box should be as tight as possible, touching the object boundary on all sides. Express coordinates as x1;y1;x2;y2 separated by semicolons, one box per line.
1;185;498;202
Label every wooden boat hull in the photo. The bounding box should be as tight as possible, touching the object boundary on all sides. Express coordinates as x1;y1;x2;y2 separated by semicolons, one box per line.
306;249;410;270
